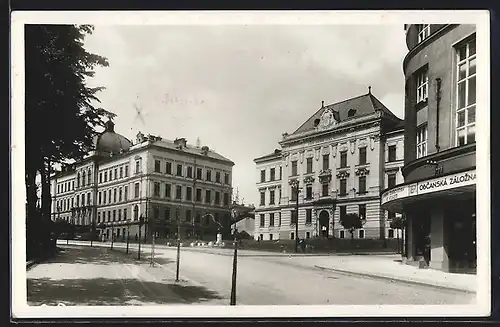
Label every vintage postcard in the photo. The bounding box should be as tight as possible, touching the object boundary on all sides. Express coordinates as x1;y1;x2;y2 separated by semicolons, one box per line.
10;10;491;319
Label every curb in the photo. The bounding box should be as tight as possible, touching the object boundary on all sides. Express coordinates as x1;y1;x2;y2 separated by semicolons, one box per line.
314;265;475;294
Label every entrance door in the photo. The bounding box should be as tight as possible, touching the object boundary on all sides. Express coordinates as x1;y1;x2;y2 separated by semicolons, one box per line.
319;210;329;238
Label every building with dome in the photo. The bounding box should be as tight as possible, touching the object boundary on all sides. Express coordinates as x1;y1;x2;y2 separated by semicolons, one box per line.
254;89;405;241
50;120;235;243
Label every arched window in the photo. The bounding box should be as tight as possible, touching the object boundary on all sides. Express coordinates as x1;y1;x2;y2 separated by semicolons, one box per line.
134;205;139;220
77;173;80;187
82;171;86;187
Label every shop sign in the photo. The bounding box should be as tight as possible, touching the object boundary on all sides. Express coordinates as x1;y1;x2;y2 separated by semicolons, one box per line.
381;185;409;205
416;170;476;195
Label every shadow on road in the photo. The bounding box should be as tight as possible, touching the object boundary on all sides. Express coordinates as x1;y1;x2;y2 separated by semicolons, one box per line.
27;277;224;306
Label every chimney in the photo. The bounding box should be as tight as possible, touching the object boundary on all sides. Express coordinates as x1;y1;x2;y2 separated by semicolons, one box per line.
321;101;324;108
174;137;187;149
136;132;145;144
201;145;209;155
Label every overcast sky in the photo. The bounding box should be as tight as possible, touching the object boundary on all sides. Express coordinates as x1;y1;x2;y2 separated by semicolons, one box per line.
83;24;408;206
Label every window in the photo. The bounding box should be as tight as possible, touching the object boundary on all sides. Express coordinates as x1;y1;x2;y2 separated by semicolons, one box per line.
176;186;182;200
322;183;329;197
340;151;347;168
260;170;266;183
119;188;123;202
195;212;201;223
176;164;183;177
112;210;116;221
102;191;106;204
104;171;108;182
306;209;312;224
290;232;295;240
416;69;429;103
306;232;311;239
206;170;212;182
82;171;86;187
348;109;357;117
205;190;211;204
165;184;171;198
154;182;160;197
98;192;102;205
154;206;160;219
269;213;275;227
340;179;347;195
416;124;428;159
107;211;111;222
270;168;275;181
196;188;202;202
269;190;275;205
359;204;366;220
108;190;111;203
291;210;297;225
260;191;265;206
306;186;313;199
118;209;122;221
98;212;101;223
166;162;172;175
124;186;128;201
99;173;102;184
88;193;91;205
340;206;346;220
260;214;265;227
119;167;123;178
456;37;476;146
270;234;274;240
417;24;430;43
134;183;140;198
279;166;282;179
359;147;367;165
306;157;313;174
135;161;140;174
197;168;203;180
291;161;298;176
186;210;192;222
165;207;171;220
388;229;394;238
124;208;127;220
358;229;365;239
278;188;282;204
134;205;139;220
216;172;221;183
290;187;297;201
358;176;366;194
388;145;397;162
224;173;230;184
154;160;161;173
322;154;329;171
224;193;229;206
388;174;397;188
125;165;129;177
339;230;345;238
114;168;117;180
278;212;282;227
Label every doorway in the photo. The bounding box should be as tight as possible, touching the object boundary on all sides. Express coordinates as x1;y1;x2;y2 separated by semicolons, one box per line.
319;210;329;238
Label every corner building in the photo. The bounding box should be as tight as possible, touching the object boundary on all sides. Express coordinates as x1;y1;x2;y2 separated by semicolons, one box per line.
381;24;477;273
254;91;405;241
51;121;234;242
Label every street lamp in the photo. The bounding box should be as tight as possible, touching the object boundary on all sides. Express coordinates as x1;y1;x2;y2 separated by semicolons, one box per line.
175;211;181;282
138;215;144;260
110;219;114;250
126;217;131;254
289;179;300;253
230;207;239;306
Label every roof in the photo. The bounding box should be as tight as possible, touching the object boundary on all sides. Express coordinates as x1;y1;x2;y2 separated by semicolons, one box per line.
152;139;234;165
93;120;133;155
292;92;401;136
254;149;282;162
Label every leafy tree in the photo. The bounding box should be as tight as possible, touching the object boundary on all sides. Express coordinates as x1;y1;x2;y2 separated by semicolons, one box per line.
339;212;365;240
389;215;406;230
25;24;114;254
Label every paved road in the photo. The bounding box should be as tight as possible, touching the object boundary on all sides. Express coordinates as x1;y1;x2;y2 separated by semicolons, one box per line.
41;242;474;305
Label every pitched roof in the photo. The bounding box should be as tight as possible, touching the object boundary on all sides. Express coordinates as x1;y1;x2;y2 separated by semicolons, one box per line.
153;139;235;165
292;92;400;136
254;149;282;162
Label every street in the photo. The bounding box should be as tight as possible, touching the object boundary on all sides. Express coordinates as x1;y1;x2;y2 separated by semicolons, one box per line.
27;242;475;306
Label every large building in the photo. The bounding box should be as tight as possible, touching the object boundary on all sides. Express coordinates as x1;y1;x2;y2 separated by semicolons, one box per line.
381;24;477;272
51;120;235;242
254;90;405;241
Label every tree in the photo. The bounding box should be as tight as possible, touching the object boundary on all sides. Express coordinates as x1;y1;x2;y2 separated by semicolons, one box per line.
339;213;365;240
389;215;406;254
25;24;114;255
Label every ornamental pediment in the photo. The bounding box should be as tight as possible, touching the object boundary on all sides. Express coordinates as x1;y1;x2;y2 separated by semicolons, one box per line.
336;170;350;179
355;167;370;176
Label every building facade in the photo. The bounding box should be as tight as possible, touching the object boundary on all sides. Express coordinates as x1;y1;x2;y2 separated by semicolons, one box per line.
254;91;405;241
51;121;235;242
381;24;477;272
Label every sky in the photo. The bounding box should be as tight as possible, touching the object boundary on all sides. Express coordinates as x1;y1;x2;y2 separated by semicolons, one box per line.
83;24;408;206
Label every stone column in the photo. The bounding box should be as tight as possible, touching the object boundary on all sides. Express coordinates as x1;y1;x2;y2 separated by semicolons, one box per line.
406;212;417;261
429;208;449;271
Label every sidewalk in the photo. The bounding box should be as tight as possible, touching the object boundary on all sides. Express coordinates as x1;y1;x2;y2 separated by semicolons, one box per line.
299;255;477;293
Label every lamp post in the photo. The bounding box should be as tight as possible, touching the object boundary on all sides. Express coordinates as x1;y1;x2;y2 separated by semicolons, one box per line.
110;219;114;250
126;218;131;254
230;207;239;306
289;179;300;253
138;215;144;260
175;212;181;282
